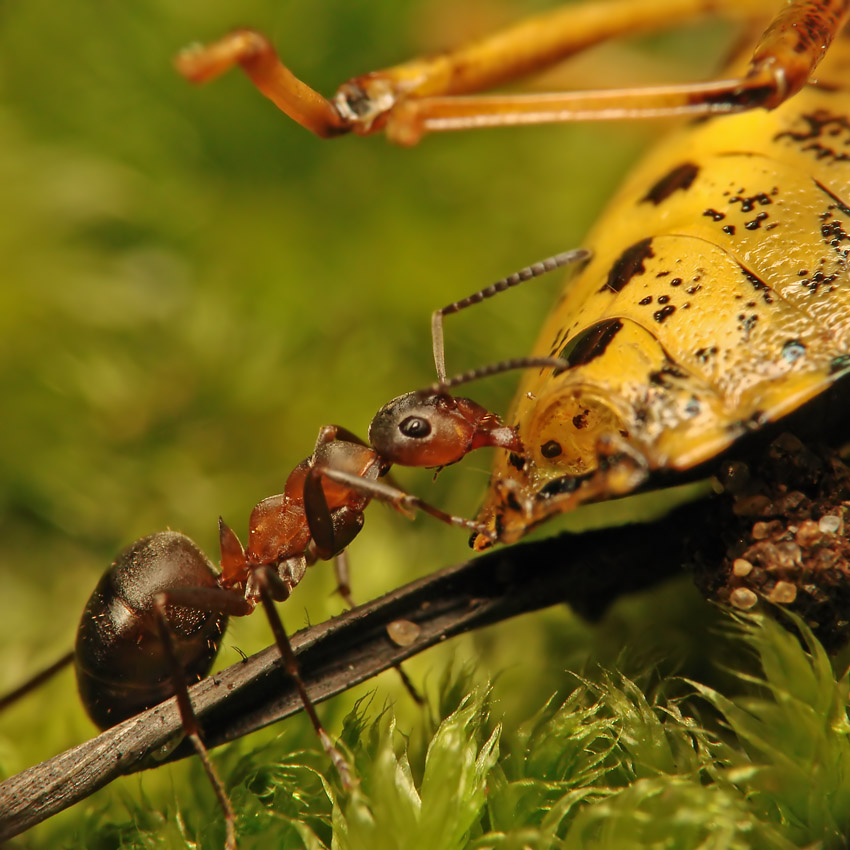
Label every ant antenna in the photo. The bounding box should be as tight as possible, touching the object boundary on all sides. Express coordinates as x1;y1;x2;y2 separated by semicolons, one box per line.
421;356;566;396
431;248;591;383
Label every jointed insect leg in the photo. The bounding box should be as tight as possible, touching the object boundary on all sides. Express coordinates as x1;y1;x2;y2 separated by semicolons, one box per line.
332;548;355;609
176;0;849;144
332;548;425;704
253;566;355;789
316;466;500;545
153;597;236;850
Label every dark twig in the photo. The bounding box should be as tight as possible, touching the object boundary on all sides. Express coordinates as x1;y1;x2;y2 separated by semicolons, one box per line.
0;501;699;841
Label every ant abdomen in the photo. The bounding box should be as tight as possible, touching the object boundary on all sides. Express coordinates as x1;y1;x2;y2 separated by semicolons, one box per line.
75;532;227;730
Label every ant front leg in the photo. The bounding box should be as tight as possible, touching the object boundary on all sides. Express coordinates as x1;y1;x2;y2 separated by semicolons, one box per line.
316;466;495;542
303;426;379;560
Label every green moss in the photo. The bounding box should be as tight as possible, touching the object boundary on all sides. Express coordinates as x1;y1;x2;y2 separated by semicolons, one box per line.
49;614;850;849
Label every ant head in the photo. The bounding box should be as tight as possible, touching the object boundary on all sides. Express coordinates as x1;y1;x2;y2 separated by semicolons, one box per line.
369;389;521;468
369;358;566;468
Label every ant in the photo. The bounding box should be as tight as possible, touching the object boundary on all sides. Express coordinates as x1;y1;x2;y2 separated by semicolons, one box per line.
2;251;585;850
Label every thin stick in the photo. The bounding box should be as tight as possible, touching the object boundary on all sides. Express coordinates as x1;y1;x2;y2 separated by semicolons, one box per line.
0;652;74;712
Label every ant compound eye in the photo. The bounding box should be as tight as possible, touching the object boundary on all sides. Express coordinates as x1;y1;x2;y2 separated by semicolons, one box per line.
399;415;432;439
369;391;466;467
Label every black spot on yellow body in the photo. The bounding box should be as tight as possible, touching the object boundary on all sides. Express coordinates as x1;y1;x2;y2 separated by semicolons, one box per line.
738;266;774;304
745;212;770;230
508;452;525;471
653;304;676;323
738;313;759;340
559;318;624;368
774;110;850;164
600;239;654;293
729;192;773;213
641;162;699;205
541;440;563;458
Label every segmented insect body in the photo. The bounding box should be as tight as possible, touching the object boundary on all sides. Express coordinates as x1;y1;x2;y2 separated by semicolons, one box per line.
75;532;227;729
472;33;850;548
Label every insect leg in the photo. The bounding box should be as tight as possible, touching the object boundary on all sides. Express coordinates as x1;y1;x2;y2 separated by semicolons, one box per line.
313;423;369;452
332;548;355;609
333;549;425;704
316;466;494;540
152;595;236;850
252;565;355;789
431;249;590;383
387;0;850;143
177;0;767;141
176;30;347;138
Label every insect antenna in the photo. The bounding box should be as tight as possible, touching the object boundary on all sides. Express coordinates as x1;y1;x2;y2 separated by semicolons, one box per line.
431;248;590;383
424;356;566;395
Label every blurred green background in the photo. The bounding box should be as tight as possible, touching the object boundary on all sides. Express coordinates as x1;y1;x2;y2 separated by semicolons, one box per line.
0;1;739;845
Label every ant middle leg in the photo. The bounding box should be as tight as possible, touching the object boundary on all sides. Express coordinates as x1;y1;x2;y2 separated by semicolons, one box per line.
251;566;355;789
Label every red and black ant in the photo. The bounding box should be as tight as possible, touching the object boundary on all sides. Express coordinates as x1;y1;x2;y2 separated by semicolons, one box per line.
2;251;584;849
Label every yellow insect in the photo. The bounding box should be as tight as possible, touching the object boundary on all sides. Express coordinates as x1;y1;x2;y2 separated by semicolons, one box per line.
177;0;850;549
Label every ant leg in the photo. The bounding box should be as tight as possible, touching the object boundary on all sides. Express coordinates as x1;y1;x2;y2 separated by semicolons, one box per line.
332;548;355;609
253;567;355;789
332;550;425;705
313;424;368;451
153;597;236;850
431;249;590;383
317;467;495;540
0;651;73;713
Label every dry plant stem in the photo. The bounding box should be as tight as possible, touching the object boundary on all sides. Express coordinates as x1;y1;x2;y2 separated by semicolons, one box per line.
0;505;696;841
